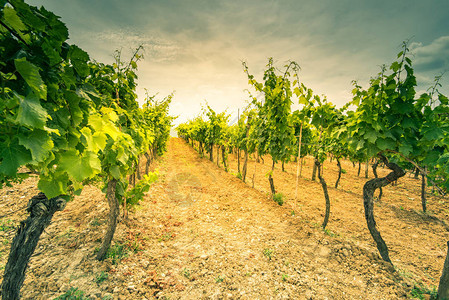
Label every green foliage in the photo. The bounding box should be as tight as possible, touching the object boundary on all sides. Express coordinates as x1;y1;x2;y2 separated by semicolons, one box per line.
54;287;88;300
0;1;173;201
94;271;108;284
0;219;15;232
182;268;191;279
243;58;297;164
345;41;449;193
263;248;273;260
273;193;284;206
409;284;437;300
215;275;225;283
121;172;158;206
105;243;129;264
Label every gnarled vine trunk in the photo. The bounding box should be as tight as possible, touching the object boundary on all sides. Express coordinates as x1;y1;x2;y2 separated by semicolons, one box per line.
242;148;249;182
216;146;220;167
311;163;317;181
372;159;382;202
268;161;276;196
136;156;141;180
144;152;151;175
1;193;66;300
363;154;405;263
335;158;342;189
209;144;213;162
221;145;228;172
96;179;119;261
237;148;241;174
438;241;449;299
316;159;330;229
422;167;427;213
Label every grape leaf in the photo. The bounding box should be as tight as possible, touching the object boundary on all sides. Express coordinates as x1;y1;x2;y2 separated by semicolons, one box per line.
18;130;53;161
58;150;100;182
15;58;47;99
0;140;32;176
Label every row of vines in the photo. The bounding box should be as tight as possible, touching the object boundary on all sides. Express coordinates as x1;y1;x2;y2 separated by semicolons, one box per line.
0;1;173;299
177;44;449;296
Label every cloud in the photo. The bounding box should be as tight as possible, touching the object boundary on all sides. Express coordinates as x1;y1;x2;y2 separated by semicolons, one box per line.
411;36;449;73
28;0;449;117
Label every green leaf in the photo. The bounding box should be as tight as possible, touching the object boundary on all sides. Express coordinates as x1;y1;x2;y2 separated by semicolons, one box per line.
0;140;32;176
38;173;68;198
15;58;47;99
402;117;418;129
58;150;100;182
92;132;107;150
3;6;26;30
18;130;53;161
2;7;29;43
65;91;84;126
356;139;365;151
364;130;377;144
42;40;61;66
398;144;413;157
109;165;121;179
69;45;90;77
376;138;396;151
422;126;443;141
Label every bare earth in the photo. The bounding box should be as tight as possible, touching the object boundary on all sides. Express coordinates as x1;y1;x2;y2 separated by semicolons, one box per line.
0;137;448;299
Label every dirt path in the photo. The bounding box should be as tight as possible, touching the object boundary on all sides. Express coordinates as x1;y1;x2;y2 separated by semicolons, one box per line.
0;138;437;299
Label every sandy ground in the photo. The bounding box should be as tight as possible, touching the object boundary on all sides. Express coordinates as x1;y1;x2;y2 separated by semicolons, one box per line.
0;137;447;299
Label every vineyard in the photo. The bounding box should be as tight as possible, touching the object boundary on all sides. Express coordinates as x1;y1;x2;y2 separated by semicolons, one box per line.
1;0;449;299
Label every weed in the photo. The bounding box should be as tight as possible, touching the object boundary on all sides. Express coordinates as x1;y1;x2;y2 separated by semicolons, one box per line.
281;274;289;281
215;275;225;283
341;169;347;174
95;271;108;284
57;227;74;240
236;172;242;180
126;237;142;253
323;228;337;237
106;243;128;264
290;210;295;216
90;218;101;227
245;272;252;277
410;284;437;300
284;260;290;267
273;193;284;206
263;248;273;260
158;232;175;242
182;268;190;279
0;219;15;232
54;287;88;300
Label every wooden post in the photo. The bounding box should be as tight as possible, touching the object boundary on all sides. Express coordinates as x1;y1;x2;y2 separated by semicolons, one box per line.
295;123;303;201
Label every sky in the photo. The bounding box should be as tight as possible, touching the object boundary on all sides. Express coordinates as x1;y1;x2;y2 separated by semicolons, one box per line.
28;0;449;126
